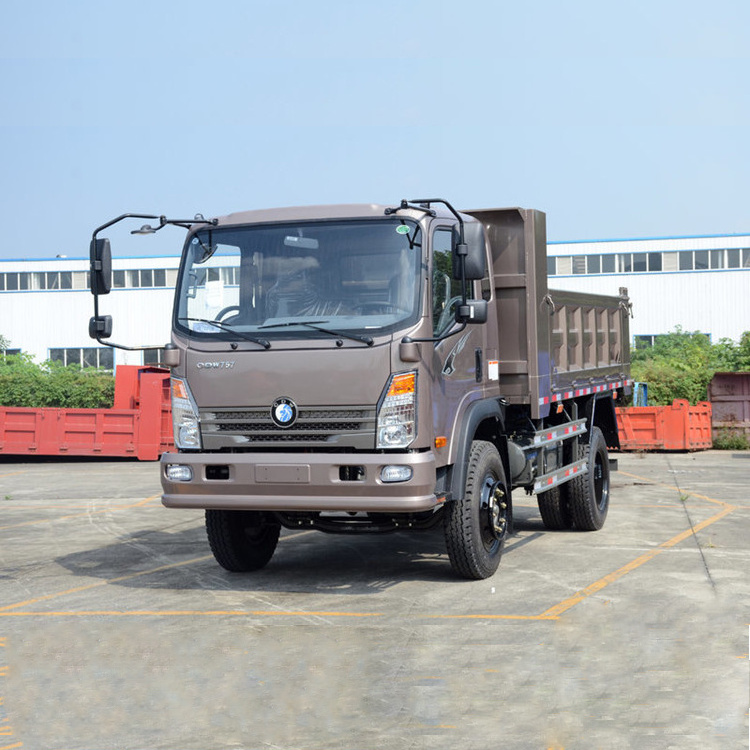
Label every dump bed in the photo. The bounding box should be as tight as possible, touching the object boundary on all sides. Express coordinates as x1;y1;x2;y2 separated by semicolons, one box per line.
466;207;631;419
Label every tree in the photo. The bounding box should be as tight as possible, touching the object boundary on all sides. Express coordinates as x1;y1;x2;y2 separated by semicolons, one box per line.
631;327;750;405
0;354;114;408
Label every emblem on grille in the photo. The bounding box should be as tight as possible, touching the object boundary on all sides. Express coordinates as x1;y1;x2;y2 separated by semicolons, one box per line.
271;397;298;428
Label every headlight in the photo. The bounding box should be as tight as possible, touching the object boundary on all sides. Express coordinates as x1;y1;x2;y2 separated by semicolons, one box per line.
376;371;417;449
171;377;202;450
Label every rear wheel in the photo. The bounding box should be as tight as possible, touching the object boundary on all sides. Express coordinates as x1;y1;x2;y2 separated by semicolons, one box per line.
537;485;573;530
205;510;281;571
566;427;610;530
444;440;510;580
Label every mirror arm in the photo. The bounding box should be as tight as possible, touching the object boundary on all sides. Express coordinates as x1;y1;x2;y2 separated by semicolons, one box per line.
401;321;468;345
91;213;161;241
94;338;164;352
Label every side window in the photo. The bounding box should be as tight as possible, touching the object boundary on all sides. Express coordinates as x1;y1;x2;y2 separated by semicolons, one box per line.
432;228;464;337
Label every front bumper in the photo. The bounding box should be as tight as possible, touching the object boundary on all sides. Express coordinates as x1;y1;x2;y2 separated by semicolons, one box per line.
160;450;438;512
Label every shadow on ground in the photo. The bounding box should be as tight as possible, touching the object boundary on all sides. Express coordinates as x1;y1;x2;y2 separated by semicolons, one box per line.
53;504;551;596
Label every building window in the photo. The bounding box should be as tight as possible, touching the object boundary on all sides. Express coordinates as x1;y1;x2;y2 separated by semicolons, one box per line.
547;257;556;275
587;255;601;274
634;335;656;349
154;268;166;287
632;253;647;273
694;250;708;270
143;348;168;367
679;251;693;270
662;252;678;271
618;254;632;273
572;256;586;274
601;254;615;273
49;347;113;369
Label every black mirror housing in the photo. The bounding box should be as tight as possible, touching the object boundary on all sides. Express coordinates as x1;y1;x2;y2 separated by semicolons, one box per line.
452;222;487;281
89;315;113;339
89;238;112;295
456;299;488;325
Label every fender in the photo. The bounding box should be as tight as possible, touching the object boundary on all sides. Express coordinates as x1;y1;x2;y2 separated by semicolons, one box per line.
586;393;620;450
447;397;505;502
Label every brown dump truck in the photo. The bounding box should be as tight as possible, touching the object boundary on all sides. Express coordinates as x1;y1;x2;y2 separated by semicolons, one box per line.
89;200;631;579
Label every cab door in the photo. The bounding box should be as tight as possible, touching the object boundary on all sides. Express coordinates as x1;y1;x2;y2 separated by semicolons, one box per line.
429;224;488;466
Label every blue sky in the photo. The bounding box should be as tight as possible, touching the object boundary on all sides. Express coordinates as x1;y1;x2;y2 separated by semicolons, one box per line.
2;0;749;259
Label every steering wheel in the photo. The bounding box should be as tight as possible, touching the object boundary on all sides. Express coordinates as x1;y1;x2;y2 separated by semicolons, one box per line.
215;305;241;321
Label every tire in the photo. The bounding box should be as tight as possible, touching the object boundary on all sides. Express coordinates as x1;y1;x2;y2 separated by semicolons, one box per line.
566;426;610;531
205;510;281;572
444;440;510;580
537;485;573;530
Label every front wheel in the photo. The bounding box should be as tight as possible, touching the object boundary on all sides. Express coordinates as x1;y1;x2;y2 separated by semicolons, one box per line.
444;440;510;580
205;510;281;572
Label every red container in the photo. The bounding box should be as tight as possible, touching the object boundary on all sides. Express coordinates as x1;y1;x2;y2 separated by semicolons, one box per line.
0;366;174;460
616;399;712;451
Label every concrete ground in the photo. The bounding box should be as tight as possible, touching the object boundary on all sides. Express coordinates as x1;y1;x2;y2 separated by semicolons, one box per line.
0;451;748;749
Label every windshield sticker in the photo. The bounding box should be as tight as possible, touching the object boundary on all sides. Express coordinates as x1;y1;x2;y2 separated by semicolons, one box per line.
396;224;410;235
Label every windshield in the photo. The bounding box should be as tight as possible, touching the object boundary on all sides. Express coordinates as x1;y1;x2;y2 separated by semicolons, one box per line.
175;219;423;342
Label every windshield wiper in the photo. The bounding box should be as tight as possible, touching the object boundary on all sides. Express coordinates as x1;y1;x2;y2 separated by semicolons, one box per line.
178;317;271;349
259;319;373;347
259;319;329;329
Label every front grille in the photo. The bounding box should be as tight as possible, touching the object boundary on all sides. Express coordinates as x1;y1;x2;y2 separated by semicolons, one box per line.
200;405;377;450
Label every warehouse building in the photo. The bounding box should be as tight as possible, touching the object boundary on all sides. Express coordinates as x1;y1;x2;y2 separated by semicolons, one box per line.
0;255;179;368
547;232;750;346
1;230;749;369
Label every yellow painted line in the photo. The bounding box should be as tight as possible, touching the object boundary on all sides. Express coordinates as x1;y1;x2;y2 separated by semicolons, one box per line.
0;471;27;478
620;470;734;508
0;530;312;614
0;554;214;613
428;613;557;621
0;744;23;750
539;503;736;619
0;610;383;619
0;610;544;621
0;493;162;531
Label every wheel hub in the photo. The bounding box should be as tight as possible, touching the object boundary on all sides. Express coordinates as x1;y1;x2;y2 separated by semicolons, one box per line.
481;479;508;540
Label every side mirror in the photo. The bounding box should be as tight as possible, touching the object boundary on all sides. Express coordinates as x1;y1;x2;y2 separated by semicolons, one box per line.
457;299;488;325
452;222;487;281
89;238;112;295
89;315;113;339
